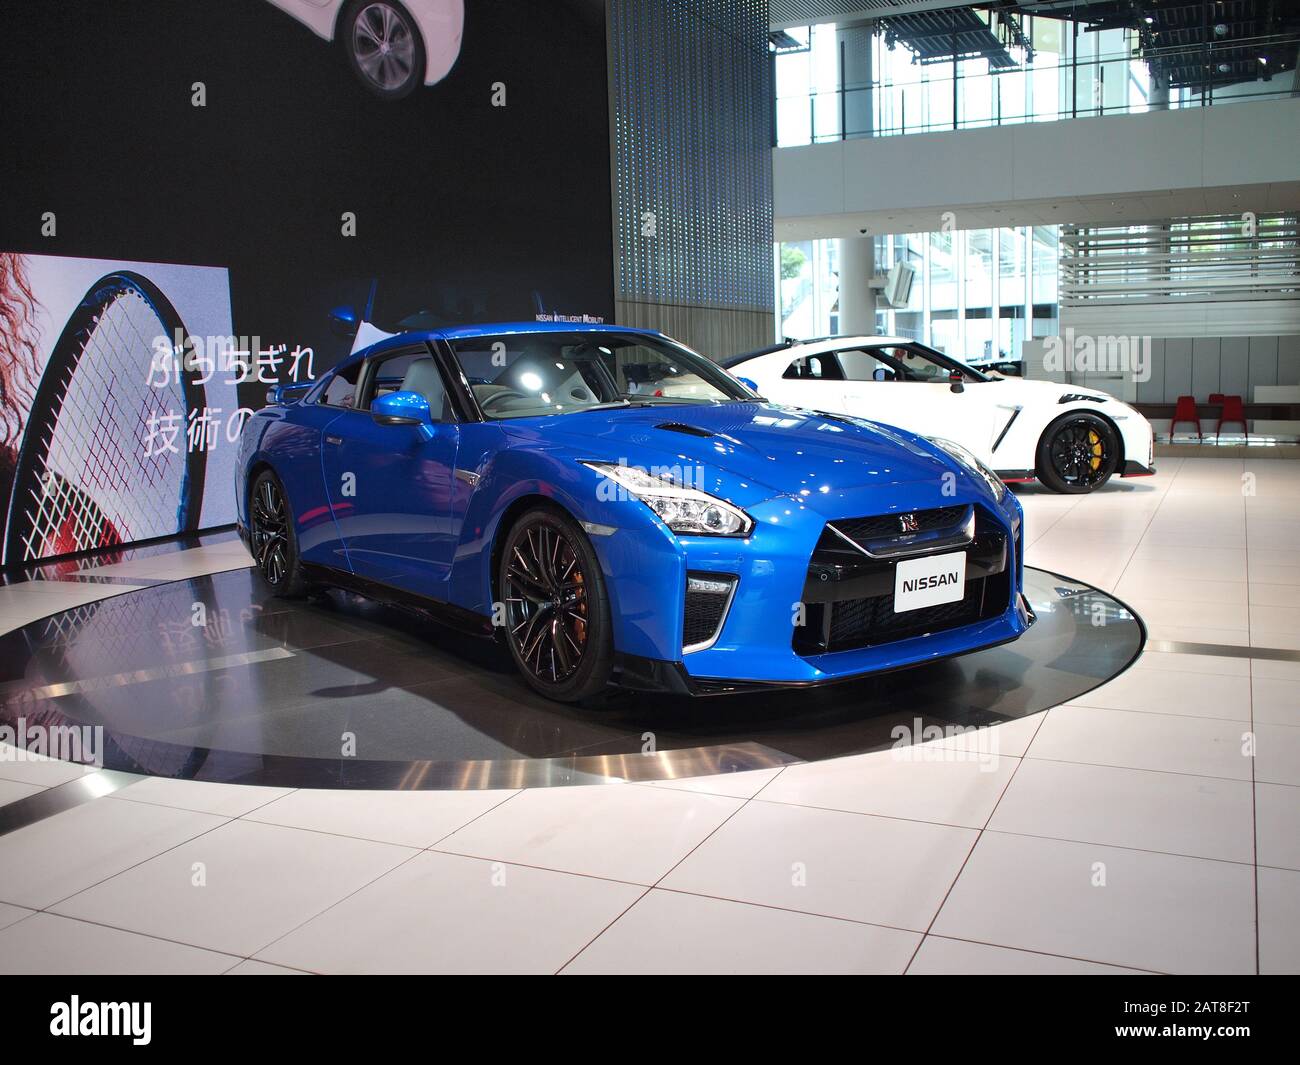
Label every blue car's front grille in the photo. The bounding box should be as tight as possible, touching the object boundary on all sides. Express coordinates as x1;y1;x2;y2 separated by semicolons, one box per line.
830;504;969;546
821;570;1010;653
794;505;1011;656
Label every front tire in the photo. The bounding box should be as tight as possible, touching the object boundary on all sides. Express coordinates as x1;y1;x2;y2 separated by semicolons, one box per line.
1036;413;1119;494
499;507;614;703
340;0;426;101
249;470;310;597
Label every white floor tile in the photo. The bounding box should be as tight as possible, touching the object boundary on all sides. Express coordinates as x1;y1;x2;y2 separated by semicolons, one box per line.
1252;677;1300;727
112;777;294;818
931;832;1256;974
1256;783;1300;871
0;912;236;975
1256;724;1300;787
51;820;416;957
1128;649;1249;677
564;889;920;975
1068;667;1251;722
923;714;1044;757
1258;867;1300;975
1252;604;1300;636
908;935;1147;974
1029;705;1252;781
660;801;976;931
435;784;741;885
0;778;44;807
256;850;642;975
1251;657;1300;681
0;902;33;932
0;744;100;788
758;746;1017;829
0;800;226;909
988;758;1253;863
637;767;783;799
224;959;308;975
243;787;519;848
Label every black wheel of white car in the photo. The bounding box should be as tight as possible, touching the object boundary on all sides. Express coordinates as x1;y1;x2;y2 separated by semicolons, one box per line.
249;470;310;597
341;0;425;100
499;507;614;703
1037;413;1119;494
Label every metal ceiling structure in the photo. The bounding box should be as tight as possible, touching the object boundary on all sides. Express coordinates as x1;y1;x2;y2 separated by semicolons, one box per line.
878;6;1033;68
773;1;1300;90
1016;1;1300;89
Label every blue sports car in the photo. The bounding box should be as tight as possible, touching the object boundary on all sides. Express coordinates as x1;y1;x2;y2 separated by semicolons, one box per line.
236;323;1033;702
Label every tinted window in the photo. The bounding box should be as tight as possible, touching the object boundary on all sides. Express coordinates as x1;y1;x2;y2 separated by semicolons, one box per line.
783;354;843;380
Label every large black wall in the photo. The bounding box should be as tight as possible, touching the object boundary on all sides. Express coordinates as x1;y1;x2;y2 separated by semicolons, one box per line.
0;0;615;373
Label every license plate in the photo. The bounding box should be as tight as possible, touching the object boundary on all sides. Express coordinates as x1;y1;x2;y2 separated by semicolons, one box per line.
893;551;967;613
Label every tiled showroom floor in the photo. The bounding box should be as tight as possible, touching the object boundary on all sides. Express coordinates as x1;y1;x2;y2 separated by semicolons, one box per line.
0;456;1296;974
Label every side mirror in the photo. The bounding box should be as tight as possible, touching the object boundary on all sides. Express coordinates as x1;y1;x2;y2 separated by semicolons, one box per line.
371;390;432;427
948;370;965;394
266;382;313;406
736;376;759;392
329;304;359;338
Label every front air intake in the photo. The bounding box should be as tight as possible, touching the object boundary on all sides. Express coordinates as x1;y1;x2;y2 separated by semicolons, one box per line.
683;572;736;652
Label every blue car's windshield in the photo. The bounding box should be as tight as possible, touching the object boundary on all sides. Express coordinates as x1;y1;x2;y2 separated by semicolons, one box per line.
450;332;751;420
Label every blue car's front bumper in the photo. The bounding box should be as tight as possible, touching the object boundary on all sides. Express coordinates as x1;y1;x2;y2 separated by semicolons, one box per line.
592;480;1032;693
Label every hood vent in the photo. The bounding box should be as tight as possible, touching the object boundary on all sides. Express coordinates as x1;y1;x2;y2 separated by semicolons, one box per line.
656;422;714;438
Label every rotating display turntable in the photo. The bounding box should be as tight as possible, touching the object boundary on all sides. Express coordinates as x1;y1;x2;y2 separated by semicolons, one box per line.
0;566;1143;789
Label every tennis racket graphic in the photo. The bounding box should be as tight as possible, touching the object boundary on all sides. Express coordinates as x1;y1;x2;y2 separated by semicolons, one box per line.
4;271;207;565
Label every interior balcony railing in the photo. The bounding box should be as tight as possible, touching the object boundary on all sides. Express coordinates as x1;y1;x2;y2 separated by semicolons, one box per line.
775;32;1300;146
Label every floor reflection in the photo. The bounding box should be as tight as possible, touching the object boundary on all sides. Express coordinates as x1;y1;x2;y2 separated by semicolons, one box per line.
0;567;1143;789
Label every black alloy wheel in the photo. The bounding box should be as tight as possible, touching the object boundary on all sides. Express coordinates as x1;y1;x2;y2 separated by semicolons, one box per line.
249;470;309;596
1037;413;1119;494
499;507;613;702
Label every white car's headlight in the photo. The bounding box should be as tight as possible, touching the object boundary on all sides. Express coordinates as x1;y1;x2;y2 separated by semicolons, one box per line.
926;437;1007;503
582;462;753;536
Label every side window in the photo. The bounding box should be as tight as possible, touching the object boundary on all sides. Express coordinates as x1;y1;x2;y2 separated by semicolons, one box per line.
838;349;901;382
880;346;949;382
782;354;843;380
318;362;362;408
364;350;453;422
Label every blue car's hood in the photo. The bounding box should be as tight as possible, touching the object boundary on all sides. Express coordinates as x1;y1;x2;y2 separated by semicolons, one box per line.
505;402;955;506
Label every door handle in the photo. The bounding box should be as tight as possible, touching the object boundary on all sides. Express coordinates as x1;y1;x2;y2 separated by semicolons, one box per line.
325;434;343;446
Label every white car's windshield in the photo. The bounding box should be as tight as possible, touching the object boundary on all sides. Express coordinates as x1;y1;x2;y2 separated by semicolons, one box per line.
451;332;752;419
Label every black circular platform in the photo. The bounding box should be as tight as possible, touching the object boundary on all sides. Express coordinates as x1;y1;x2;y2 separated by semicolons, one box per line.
0;567;1144;789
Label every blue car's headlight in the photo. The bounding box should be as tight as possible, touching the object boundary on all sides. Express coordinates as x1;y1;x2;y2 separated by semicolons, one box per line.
582;461;753;536
926;437;1007;503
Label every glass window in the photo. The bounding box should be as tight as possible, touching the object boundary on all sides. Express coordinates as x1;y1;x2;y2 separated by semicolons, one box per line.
783;354;843;380
451;333;747;420
365;351;452;421
838;348;900;382
318;362;362;408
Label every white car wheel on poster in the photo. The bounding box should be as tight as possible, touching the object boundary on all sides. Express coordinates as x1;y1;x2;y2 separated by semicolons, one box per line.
265;0;464;100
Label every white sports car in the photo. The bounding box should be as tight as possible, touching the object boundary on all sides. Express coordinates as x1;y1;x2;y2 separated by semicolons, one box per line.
724;336;1155;494
265;0;464;99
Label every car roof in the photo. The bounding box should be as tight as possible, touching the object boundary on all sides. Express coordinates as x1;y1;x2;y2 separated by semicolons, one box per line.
335;322;669;372
723;335;911;368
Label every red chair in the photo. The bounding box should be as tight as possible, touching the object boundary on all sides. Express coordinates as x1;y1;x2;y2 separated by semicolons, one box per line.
1214;395;1247;441
1171;395;1202;440
1209;392;1225;406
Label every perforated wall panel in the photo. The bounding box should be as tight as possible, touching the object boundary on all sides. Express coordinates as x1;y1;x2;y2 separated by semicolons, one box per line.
609;0;773;320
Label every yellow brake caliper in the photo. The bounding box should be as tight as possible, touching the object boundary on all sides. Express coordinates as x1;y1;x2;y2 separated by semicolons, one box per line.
1088;429;1102;471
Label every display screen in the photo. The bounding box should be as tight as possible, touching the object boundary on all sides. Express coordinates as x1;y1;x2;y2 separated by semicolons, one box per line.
0;0;614;566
